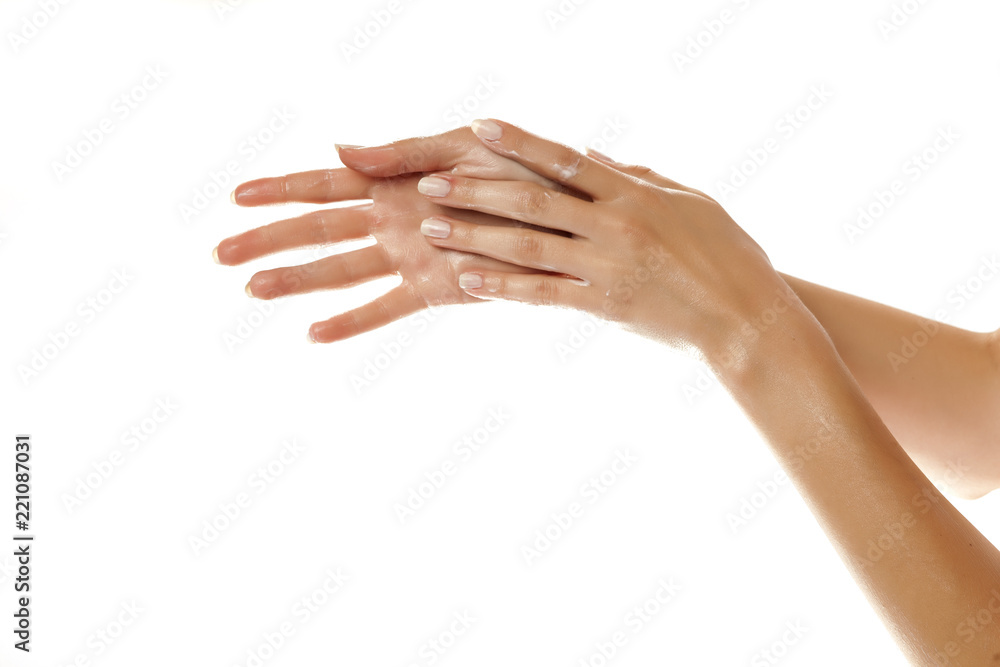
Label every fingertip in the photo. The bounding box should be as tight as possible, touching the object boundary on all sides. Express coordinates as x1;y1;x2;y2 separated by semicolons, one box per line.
336;145;398;175
231;179;281;206
471;119;503;142
212;246;221;264
308;321;341;344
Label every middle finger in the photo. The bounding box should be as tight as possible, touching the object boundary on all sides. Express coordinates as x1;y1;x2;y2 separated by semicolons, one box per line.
416;174;595;238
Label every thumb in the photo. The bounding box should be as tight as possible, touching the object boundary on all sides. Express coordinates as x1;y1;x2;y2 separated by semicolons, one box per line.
585;148;710;199
336;130;465;177
585;147;662;183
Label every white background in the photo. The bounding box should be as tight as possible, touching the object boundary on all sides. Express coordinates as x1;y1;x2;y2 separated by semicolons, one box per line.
2;0;999;665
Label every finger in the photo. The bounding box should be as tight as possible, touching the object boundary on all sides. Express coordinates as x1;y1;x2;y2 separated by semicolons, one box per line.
419;214;592;280
215;205;372;265
336;128;469;177
232;168;373;206
455;270;592;311
585;148;674;188
308;283;426;343
245;244;391;300
415;173;594;237
469;119;621;201
585;148;713;199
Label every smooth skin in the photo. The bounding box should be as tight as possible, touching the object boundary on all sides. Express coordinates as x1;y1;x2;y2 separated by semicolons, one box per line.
218;126;1000;502
215;130;572;343
215;119;1000;665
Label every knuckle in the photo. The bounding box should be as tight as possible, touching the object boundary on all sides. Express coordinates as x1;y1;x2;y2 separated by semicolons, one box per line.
254;273;283;299
307;211;329;243
490;274;508;297
532;278;559;305
255;224;276;249
517;186;553;216
279;265;309;291
621;222;651;249
331;254;356;285
634;182;666;208
511;232;545;262
341;311;362;338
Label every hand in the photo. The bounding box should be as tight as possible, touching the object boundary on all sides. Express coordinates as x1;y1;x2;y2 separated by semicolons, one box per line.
213;136;567;343
413;119;798;366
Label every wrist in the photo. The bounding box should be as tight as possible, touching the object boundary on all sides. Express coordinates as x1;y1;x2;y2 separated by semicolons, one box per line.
698;282;837;388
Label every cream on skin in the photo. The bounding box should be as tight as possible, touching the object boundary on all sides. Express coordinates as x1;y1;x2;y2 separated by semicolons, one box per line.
215;120;1000;664
411;119;1000;664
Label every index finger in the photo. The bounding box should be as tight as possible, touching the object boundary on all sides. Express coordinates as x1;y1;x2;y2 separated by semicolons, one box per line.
232;168;374;206
469;119;623;201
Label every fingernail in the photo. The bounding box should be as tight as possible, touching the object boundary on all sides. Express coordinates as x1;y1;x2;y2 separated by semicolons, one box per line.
459;273;483;289
212;246;221;264
418;176;451;197
335;144;363;151
420;217;451;238
471;119;503;141
307;329;317;344
586;147;616;163
245;282;254;297
230;189;237;204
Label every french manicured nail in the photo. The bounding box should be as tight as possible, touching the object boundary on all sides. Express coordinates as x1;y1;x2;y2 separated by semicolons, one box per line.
212;246;221;264
420;217;451;239
245;282;254;297
230;189;237;204
418;176;451;197
586;147;616;163
459;273;483;289
471;119;503;141
335;144;363;151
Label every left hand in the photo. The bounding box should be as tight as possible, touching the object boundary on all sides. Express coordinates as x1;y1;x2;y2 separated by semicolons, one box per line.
415;119;799;365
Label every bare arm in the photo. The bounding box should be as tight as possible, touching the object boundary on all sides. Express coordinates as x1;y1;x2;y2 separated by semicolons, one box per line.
402;119;1000;664
712;306;1000;666
777;273;1000;499
330;135;1000;500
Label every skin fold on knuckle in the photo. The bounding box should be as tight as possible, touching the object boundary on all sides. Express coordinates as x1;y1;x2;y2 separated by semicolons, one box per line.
532;278;560;306
273;268;304;295
516;186;553;217
511;233;546;264
307;211;329;245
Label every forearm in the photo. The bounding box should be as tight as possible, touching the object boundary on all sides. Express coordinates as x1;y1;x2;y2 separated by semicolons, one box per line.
711;304;1000;666
777;272;1000;499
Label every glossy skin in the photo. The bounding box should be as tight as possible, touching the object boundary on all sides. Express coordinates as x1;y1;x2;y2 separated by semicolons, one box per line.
215;129;569;343
215;119;1000;665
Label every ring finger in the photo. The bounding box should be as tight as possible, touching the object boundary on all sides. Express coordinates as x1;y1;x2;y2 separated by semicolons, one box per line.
418;213;594;280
